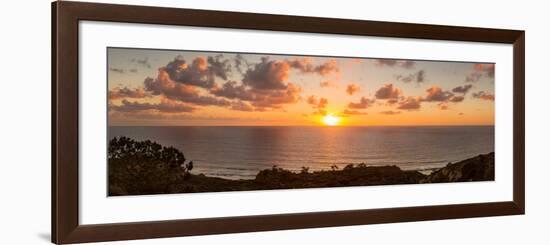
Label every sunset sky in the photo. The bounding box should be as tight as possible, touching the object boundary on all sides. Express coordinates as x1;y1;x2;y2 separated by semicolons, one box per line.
108;48;495;126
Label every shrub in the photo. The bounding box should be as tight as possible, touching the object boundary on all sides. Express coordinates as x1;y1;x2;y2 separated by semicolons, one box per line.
108;137;191;195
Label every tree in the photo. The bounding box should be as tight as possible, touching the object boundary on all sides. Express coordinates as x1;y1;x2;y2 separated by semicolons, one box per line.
108;137;192;195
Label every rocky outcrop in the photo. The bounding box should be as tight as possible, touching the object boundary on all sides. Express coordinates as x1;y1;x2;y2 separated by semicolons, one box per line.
421;152;494;183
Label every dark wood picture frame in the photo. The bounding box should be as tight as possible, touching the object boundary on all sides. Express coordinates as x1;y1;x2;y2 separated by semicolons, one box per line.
52;1;525;244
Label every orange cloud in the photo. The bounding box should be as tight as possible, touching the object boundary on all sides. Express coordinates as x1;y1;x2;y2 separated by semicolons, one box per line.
348;97;375;109
230;101;255;112
144;70;231;107
472;91;495;101
474;63;495;77
397;96;422;110
315;60;339;76
307;95;328;109
466;63;495;82
109;87;149;100
438;103;449;110
243;58;291;90
163;55;231;89
341;109;368;116
452;84;473;94
379;110;401;115
320;80;337;88
110;98;195;113
375;84;402;99
287;58;339;76
422;86;465;104
346;83;361;95
423;86;454;102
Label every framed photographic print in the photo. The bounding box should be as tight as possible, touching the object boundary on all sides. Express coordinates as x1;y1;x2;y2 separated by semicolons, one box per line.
52;1;525;244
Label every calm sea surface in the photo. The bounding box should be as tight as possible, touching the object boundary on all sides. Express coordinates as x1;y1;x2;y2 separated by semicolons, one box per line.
109;126;494;180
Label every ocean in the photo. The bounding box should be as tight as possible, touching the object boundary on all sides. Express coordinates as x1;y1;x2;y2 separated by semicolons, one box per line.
109;126;494;180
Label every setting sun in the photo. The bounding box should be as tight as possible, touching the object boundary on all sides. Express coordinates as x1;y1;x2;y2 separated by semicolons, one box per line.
322;114;341;126
106;47;496;197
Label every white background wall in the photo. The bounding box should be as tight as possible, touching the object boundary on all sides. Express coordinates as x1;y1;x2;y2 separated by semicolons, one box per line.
0;0;547;244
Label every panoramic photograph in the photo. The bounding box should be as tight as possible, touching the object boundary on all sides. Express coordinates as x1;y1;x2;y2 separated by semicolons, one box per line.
107;47;495;196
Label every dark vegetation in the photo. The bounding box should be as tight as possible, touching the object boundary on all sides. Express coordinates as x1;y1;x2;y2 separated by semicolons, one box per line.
108;137;193;195
108;137;495;196
420;152;494;183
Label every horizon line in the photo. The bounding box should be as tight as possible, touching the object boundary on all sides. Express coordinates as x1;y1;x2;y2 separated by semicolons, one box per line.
108;124;495;127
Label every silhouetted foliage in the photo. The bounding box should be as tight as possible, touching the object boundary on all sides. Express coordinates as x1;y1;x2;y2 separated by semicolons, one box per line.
343;163;355;171
108;137;193;195
108;138;494;195
108;136;185;167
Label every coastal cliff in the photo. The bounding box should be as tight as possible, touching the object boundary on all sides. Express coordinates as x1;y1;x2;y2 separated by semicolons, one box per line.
421;152;495;183
108;137;495;196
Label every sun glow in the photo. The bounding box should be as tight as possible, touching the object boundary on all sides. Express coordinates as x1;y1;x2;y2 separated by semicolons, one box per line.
322;114;341;126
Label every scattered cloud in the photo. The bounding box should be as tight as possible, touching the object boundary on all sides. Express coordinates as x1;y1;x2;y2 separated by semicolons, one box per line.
397;96;422;110
211;80;302;109
375;84;402;99
386;99;399;105
348;96;376;109
342;109;368;116
287;58;340;76
313;109;328;116
131;57;152;69
110;51;494;125
452;84;473;94
207;55;232;80
234;54;250;74
379;110;401;115
450;96;464;102
307;95;328;109
306;95;329;116
314;60;340;76
108;110;194;122
243;57;291;90
109;67;125;73
163;55;231;89
320;80;337;88
110;99;195;113
246;83;303;109
423;86;454;102
144;72;231;107
396;70;425;84
109;87;149;100
230;101;255;111
465;63;495;82
376;59;415;69
474;63;495;78
346;83;361;95
210;81;255;101
465;72;483;82
472;91;495;101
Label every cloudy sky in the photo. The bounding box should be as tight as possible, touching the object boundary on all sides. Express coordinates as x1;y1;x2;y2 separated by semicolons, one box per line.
107;47;495;126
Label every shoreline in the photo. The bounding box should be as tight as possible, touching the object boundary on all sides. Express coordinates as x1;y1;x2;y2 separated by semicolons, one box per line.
198;164;449;181
109;142;495;196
